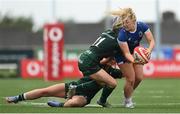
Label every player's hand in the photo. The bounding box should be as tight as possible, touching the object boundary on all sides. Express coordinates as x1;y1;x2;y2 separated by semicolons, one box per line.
134;58;147;65
108;58;116;66
145;48;151;60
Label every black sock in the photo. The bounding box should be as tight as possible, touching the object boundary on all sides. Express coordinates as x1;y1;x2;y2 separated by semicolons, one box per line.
59;102;64;107
99;86;115;103
18;94;25;101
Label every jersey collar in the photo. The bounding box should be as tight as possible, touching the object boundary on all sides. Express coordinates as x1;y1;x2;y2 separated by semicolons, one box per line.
129;22;137;33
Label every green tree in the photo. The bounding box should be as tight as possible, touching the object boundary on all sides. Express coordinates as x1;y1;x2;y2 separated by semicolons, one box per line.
0;14;33;31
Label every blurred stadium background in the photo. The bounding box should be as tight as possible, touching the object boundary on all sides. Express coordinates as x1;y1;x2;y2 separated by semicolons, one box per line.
0;0;180;113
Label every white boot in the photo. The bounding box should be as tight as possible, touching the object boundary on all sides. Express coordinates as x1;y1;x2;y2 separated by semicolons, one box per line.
123;97;135;108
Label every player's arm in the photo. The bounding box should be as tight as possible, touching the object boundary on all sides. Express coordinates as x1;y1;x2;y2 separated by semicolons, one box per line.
100;57;116;66
144;29;155;57
118;42;135;63
100;57;112;64
118;42;143;64
117;30;136;63
108;66;123;79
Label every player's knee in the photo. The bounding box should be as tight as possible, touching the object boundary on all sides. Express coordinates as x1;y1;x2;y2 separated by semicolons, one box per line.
71;102;84;107
109;79;117;88
69;100;85;107
97;81;106;86
127;79;135;87
136;75;143;82
126;73;135;83
126;76;135;87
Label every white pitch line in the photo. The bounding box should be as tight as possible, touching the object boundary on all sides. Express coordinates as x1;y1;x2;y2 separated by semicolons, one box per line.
88;102;180;107
1;102;180;107
20;102;47;106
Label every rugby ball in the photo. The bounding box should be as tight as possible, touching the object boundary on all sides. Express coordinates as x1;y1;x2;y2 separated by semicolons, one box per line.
133;46;149;63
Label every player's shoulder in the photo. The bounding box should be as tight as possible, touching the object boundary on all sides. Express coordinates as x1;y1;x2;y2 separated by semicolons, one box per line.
103;29;113;34
119;28;126;33
137;21;149;31
137;21;148;27
102;29;118;39
137;21;146;24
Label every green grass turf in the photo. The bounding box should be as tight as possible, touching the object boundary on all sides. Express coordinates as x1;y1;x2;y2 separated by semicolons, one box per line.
0;78;180;113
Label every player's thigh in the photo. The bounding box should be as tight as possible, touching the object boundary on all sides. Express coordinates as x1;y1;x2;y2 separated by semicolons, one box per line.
90;69;117;87
78;51;100;76
118;63;135;81
64;96;87;107
79;53;117;87
44;83;65;96
133;64;144;80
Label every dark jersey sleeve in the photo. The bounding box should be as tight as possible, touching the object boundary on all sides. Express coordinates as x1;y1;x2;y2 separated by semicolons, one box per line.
108;67;123;79
101;64;123;79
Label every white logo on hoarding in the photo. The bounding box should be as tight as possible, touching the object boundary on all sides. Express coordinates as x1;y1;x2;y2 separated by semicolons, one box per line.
27;62;40;76
52;42;60;78
63;65;74;72
49;27;63;42
143;62;155;76
175;53;180;61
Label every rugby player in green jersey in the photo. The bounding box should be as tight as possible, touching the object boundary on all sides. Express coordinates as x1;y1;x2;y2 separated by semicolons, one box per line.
5;60;123;107
68;21;124;106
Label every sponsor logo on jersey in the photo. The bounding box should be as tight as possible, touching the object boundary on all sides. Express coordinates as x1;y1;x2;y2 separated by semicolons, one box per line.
139;31;143;37
128;37;132;41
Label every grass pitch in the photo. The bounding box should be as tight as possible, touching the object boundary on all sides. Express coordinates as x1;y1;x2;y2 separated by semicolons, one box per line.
0;78;180;113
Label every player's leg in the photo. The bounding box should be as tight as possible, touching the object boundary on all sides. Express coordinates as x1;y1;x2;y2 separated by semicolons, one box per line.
89;69;117;88
47;95;87;107
118;63;135;108
97;85;112;107
63;96;87;107
133;64;144;90
25;83;66;98
48;81;98;108
68;55;117;99
78;52;117;89
6;83;66;103
69;66;121;97
97;66;123;107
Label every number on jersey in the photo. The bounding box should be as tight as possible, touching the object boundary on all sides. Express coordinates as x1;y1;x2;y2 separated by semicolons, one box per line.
92;37;105;47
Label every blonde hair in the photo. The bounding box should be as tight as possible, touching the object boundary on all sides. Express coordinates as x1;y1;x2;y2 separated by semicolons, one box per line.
110;8;136;29
112;16;123;30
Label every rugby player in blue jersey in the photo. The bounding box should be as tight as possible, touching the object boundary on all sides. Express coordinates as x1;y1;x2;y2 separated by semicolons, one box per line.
111;8;155;108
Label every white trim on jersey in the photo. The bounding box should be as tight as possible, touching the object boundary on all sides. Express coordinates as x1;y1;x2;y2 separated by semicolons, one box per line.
117;38;126;44
144;28;150;34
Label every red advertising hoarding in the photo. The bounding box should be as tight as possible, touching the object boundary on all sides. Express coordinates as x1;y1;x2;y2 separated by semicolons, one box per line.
44;23;64;81
144;60;180;78
21;59;43;78
21;59;180;79
21;59;82;79
62;60;83;78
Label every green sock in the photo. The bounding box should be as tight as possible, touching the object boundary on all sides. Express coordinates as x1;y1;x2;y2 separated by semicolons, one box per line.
76;81;100;92
99;86;115;103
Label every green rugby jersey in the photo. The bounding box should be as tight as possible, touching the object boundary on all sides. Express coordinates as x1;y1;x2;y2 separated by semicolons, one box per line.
89;29;123;60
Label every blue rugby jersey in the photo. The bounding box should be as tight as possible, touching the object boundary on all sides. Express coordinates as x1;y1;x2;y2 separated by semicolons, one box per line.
117;21;149;53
